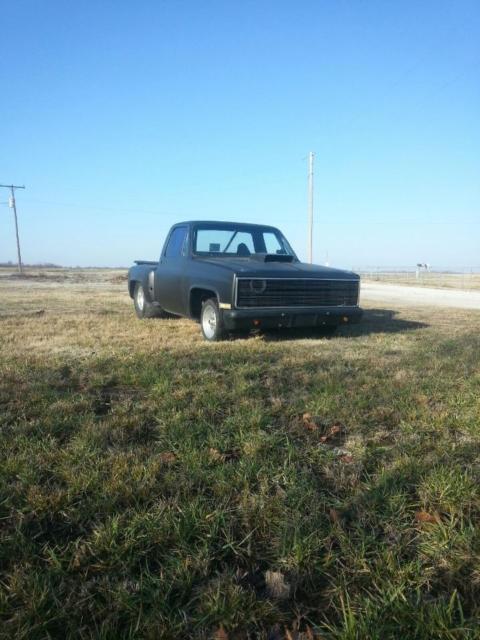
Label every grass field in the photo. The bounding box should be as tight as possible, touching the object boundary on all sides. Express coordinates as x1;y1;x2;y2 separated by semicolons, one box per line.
1;268;480;639
359;271;480;291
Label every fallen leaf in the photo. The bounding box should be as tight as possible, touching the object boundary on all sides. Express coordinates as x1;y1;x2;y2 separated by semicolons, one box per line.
319;422;346;443
302;412;319;431
415;510;441;524
339;455;354;464
265;570;291;600
158;452;176;464
213;625;229;640
305;626;315;640
329;508;341;524
208;448;225;462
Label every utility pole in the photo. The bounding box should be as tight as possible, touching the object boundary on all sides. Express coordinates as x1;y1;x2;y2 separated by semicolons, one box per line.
0;184;25;274
307;151;314;264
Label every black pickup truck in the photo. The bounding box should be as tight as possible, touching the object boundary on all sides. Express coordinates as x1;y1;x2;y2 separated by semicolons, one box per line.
128;221;362;341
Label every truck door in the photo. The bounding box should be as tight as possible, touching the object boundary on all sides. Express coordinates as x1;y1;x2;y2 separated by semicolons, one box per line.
155;225;188;314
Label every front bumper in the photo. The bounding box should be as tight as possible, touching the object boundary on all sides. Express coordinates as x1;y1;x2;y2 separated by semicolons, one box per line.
222;306;363;330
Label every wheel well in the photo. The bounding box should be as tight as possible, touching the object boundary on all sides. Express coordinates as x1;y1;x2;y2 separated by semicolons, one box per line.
190;288;217;320
129;281;137;298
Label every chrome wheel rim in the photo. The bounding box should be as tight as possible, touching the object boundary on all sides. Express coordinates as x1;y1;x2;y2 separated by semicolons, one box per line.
136;286;145;311
202;305;217;339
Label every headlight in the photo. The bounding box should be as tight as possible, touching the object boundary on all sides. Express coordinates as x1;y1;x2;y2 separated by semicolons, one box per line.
250;279;267;293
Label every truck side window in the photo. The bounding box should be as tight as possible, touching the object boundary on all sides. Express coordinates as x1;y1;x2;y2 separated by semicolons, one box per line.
165;226;187;258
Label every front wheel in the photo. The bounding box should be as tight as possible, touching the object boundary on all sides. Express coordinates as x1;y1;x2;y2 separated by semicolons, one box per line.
200;298;226;341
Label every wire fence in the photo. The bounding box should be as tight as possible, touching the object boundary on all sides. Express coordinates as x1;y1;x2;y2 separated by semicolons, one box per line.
354;267;480;291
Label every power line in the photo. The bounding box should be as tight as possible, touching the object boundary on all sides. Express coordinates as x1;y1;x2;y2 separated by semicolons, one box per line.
15;196;479;226
0;184;25;274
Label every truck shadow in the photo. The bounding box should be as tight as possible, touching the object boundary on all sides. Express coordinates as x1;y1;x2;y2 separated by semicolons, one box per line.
258;308;428;341
340;308;429;336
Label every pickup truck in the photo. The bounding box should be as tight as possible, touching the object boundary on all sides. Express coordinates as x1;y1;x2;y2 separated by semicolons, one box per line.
128;221;362;341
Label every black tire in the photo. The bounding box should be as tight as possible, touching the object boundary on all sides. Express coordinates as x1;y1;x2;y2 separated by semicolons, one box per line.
200;298;226;341
133;283;167;319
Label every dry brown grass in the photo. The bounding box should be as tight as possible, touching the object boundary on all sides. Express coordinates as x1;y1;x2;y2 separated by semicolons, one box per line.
0;267;475;360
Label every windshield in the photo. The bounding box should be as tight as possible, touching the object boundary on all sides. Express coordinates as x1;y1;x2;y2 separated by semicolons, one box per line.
192;224;296;258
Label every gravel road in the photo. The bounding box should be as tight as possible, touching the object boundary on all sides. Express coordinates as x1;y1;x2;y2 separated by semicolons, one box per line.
361;282;480;310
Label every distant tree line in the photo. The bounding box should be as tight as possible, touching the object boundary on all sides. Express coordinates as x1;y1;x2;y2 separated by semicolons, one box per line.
0;261;61;268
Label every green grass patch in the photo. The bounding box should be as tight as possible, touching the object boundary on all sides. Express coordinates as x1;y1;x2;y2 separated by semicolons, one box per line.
1;276;480;638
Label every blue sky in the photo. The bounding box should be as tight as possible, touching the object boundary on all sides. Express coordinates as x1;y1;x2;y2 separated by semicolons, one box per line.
1;0;479;268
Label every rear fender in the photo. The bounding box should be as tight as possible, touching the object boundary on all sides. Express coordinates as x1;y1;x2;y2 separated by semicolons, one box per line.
128;268;156;302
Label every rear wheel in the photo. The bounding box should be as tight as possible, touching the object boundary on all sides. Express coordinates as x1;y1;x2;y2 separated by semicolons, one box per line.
200;298;226;341
133;283;167;319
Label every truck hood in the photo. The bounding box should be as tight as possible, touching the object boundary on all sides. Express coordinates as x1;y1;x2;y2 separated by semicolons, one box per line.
196;258;359;280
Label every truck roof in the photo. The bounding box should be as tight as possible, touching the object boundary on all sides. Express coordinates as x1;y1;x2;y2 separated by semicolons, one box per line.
175;220;280;231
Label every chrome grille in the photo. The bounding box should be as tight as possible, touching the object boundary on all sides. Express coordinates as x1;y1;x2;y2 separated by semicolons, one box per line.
236;278;359;308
